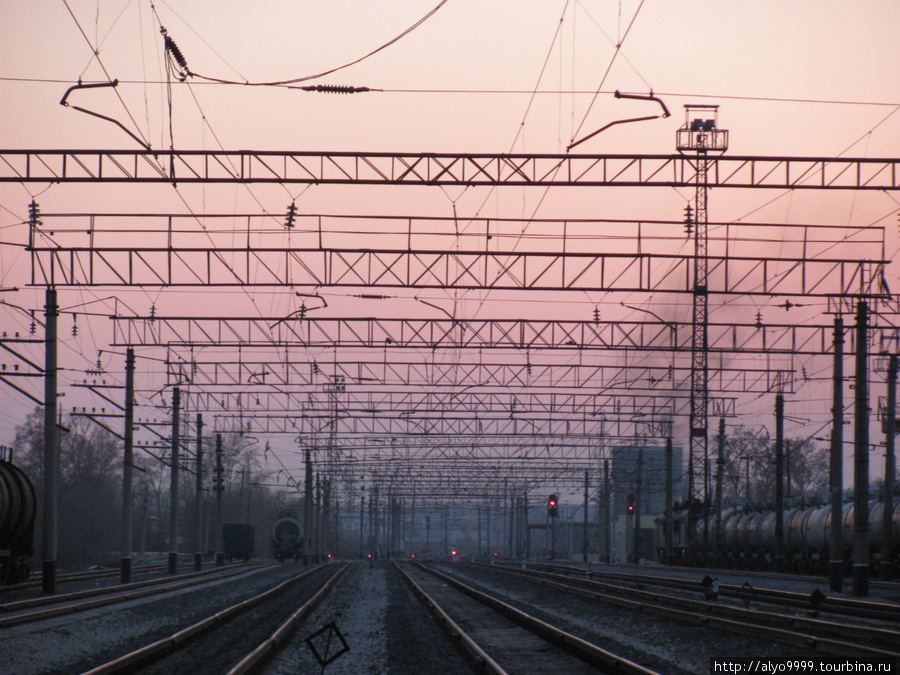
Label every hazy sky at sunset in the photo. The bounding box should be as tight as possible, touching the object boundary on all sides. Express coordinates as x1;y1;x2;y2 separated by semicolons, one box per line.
1;1;898;482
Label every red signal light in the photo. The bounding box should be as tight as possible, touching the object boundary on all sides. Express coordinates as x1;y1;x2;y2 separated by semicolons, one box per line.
411;553;416;558
451;550;457;556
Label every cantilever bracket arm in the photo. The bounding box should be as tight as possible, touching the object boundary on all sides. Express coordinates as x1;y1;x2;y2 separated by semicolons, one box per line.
567;90;671;152
60;79;152;151
614;89;671;118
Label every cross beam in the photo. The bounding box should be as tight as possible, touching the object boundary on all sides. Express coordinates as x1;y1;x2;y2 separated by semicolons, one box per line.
3;150;898;189
110;316;894;356
161;358;792;394
30;244;888;296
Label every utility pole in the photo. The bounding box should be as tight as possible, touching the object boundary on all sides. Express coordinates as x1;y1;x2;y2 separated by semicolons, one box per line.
741;455;752;506
304;447;312;564
632;447;643;564
714;417;725;566
664;438;673;565
829;313;845;592
121;348;135;583
486;504;491;556
774;393;785;572
194;413;203;571
604;459;611;564
583;470;589;563
315;475;322;562
168;387;181;575
215;433;224;566
359;488;365;557
42;286;58;594
882;354;897;579
853;300;870;597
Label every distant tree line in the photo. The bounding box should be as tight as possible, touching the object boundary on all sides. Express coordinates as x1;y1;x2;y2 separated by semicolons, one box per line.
11;408;295;570
720;424;830;508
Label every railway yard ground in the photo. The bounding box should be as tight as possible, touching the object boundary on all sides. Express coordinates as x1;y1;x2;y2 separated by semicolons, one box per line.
2;557;899;674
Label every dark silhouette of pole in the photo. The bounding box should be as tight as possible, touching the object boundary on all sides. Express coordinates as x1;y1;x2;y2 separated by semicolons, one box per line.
740;455;751;506
168;387;181;575
315;475;322;562
42;288;58;594
194;413;203;571
774;393;785;572
359;490;365;557
604;459;611;564
215;434;224;566
665;438;673;565
304;447;312;564
882;354;897;579
853;300;870;597
632;447;643;563
829;316;844;592
714;417;725;566
121;348;135;583
583;470;589;563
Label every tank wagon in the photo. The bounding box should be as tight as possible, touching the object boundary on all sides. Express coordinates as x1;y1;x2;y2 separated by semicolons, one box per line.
657;499;900;575
0;459;36;583
271;509;303;561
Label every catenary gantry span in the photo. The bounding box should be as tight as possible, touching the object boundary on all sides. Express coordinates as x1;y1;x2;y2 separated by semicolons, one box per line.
158;358;792;394
27;212;889;295
109;316;897;356
2;150;899;189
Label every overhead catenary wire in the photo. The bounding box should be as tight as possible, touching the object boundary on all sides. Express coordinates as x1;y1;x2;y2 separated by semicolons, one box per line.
181;0;449;88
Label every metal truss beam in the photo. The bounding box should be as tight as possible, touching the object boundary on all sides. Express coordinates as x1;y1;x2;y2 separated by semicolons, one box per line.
30;243;888;296
183;389;732;419
3;150;898;189
290;434;610;460
162;356;793;394
214;413;674;439
111;316;895;356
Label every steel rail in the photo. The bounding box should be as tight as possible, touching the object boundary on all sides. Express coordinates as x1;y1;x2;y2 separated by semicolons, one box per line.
407;561;661;674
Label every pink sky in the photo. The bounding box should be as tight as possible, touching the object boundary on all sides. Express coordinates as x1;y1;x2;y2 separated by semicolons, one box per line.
1;1;899;486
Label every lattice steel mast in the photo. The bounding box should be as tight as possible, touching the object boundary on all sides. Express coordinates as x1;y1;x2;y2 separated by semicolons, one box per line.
677;106;728;560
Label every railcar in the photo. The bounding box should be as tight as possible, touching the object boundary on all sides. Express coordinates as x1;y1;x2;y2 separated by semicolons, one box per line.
222;523;255;561
0;459;36;584
656;499;900;575
271;509;303;561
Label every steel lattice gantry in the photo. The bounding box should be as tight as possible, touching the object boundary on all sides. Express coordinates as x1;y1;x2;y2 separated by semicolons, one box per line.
11;148;900;511
109;316;894;356
157;356;792;395
28;244;890;294
2;150;898;189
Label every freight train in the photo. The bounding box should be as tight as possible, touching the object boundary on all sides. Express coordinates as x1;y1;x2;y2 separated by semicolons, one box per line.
222;523;255;561
271;509;303;561
656;498;900;575
0;459;36;584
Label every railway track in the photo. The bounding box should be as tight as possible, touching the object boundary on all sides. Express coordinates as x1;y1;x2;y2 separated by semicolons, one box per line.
82;563;345;675
0;561;173;596
516;561;900;622
398;561;661;674
465;561;900;661
0;561;274;628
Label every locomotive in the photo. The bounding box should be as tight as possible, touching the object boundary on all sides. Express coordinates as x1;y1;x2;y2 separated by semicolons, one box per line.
656;498;900;575
271;509;303;561
0;458;36;584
